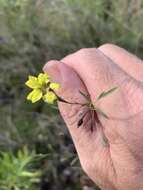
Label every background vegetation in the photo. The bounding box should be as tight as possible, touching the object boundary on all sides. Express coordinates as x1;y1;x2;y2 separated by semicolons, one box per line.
0;0;143;189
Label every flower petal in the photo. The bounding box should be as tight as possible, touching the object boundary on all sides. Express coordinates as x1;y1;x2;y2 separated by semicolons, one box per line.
27;89;42;103
49;83;60;90
38;73;49;85
25;76;40;89
27;90;34;100
43;91;57;104
29;76;37;80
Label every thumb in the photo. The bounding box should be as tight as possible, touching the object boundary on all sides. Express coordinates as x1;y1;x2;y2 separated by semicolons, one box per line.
43;61;91;143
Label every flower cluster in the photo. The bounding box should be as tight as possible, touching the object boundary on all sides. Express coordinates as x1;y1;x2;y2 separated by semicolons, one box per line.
25;73;60;104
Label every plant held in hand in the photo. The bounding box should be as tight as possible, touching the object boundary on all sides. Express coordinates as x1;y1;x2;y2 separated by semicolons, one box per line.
25;72;118;132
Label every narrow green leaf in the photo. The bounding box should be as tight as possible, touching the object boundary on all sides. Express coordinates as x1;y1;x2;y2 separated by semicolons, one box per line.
97;87;118;100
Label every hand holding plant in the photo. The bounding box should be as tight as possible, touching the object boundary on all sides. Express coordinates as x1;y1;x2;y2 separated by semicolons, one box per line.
42;45;143;190
25;44;143;190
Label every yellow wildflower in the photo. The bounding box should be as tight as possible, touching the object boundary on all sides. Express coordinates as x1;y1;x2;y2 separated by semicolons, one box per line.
25;73;60;103
43;91;57;104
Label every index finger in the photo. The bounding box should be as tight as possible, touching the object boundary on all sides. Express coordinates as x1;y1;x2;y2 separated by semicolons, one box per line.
98;44;143;82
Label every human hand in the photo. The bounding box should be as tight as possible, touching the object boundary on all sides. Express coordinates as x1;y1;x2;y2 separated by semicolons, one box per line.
43;44;143;190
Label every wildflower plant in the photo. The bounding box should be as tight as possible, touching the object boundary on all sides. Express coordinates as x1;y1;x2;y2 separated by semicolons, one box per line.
0;147;42;190
25;72;118;132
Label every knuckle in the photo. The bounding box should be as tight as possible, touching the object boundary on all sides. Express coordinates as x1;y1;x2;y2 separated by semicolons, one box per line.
77;48;98;62
77;48;97;55
61;48;89;62
77;48;89;54
98;43;115;50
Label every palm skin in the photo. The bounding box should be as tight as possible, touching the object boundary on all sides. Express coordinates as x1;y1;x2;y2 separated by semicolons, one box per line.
43;44;143;190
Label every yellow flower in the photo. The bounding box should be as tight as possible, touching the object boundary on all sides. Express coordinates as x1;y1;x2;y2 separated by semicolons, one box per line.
25;73;60;103
43;91;57;104
25;73;49;89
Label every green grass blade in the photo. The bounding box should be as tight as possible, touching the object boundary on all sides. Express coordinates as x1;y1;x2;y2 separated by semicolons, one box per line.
97;87;118;100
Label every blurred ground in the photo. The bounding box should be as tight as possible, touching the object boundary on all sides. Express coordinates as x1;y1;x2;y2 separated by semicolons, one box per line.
0;0;143;189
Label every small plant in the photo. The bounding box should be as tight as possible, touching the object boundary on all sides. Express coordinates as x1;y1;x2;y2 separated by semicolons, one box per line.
0;146;42;190
25;72;118;132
